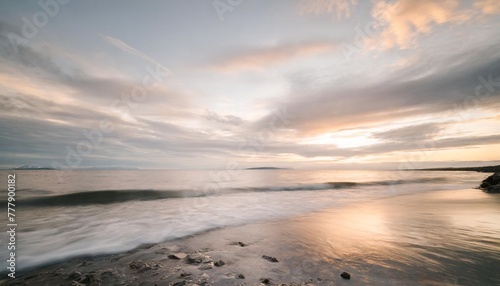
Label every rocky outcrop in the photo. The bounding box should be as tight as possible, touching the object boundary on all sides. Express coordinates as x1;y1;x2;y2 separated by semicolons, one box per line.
480;172;500;193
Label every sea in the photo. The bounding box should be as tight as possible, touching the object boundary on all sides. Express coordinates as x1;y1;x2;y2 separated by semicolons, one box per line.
0;169;494;273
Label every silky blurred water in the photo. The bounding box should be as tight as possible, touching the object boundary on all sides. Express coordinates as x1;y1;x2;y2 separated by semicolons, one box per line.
0;169;493;273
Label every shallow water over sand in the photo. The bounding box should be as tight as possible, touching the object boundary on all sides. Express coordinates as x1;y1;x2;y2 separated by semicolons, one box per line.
267;189;500;285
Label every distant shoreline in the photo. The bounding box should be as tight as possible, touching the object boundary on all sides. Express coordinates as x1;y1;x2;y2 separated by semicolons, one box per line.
413;165;500;173
4;165;499;172
245;167;289;170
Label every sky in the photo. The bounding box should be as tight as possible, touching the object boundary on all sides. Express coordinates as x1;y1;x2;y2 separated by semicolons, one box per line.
0;0;499;170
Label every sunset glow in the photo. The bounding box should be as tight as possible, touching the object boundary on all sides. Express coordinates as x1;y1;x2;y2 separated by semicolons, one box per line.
0;0;499;170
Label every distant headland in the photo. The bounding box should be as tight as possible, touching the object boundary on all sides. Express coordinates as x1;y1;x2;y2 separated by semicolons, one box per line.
8;165;139;170
13;165;57;170
245;167;289;170
415;165;500;173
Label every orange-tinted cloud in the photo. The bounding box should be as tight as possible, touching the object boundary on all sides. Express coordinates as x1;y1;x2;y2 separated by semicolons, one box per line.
367;0;500;50
297;0;358;19
474;0;500;14
370;0;468;49
209;41;337;73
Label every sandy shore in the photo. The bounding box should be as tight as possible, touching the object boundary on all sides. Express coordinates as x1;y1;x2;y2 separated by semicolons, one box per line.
2;188;500;286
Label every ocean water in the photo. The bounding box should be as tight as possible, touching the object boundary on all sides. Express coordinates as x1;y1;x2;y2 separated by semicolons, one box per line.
0;169;491;272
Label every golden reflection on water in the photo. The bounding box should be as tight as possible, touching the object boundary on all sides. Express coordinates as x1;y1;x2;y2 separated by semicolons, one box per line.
283;189;500;285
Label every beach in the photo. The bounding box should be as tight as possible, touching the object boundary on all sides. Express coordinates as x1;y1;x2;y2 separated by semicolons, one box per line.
2;174;500;285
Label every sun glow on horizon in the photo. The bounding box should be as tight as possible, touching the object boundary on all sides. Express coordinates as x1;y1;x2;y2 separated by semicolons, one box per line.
301;132;380;148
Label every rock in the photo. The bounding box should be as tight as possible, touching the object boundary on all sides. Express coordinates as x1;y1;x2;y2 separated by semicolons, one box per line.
67;272;83;281
180;272;192;277
128;260;161;272
81;273;99;284
168;252;188;260
186;254;206;264
198;263;214;270
340;272;351;280
490;185;500;193
96;268;125;285
201;257;213;263
154;247;170;254
480;173;500;193
53;268;65;276
238;241;247;247
198;272;210;283
262;255;279;262
79;261;92;267
236;274;245;279
66;271;100;285
129;260;146;269
214;260;225;267
65;272;100;285
260;278;272;284
172;281;188;286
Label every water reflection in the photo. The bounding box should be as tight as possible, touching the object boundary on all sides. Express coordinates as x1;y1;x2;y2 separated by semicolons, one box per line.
282;189;500;285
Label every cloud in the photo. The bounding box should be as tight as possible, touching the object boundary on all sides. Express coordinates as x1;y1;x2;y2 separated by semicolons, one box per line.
0;25;203;168
208;41;337;72
1;5;499;169
101;34;194;93
231;131;500;160
0;23;194;113
0;92;220;168
203;110;246;126
100;34;171;73
0;23;66;79
370;0;469;49
474;0;500;14
297;0;358;19
372;123;444;143
367;0;500;50
255;43;500;135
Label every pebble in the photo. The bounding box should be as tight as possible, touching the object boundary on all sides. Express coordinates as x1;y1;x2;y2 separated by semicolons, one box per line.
168;253;188;260
214;260;225;267
260;278;271;284
262;255;279;262
186;254;206;265
340;272;351;280
236;274;245;279
198;263;214;270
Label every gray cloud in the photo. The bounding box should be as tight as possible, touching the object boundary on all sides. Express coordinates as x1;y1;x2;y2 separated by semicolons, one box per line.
255;43;500;135
372;123;444;143
202;110;246;126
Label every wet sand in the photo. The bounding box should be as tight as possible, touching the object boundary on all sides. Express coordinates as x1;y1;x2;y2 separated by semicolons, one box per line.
3;188;500;286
